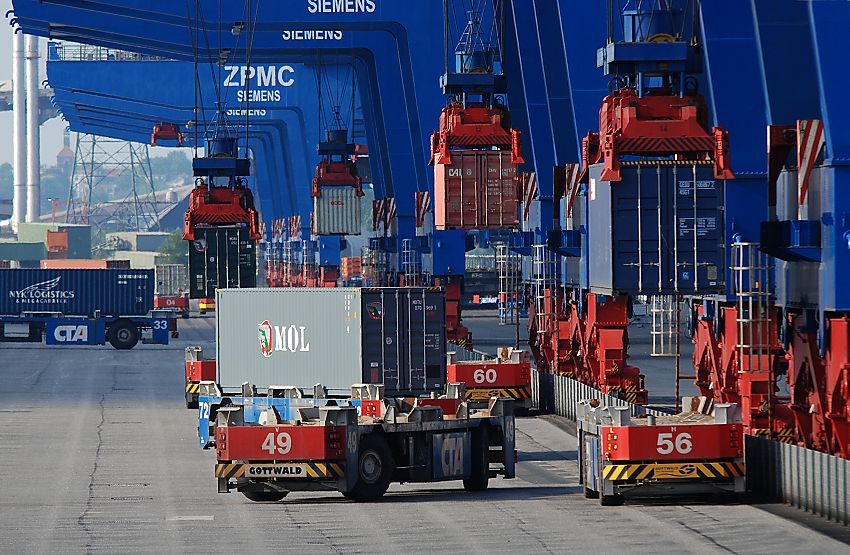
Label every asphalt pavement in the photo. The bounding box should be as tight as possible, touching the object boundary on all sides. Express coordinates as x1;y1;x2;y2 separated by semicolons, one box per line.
1;314;847;553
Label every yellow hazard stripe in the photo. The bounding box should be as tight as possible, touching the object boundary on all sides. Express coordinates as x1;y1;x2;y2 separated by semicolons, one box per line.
603;462;745;481
620;160;713;167
185;382;200;394
217;462;345;480
215;463;246;479
465;386;531;400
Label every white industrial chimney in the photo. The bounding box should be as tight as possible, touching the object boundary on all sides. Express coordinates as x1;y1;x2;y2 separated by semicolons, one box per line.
25;34;41;223
11;32;26;231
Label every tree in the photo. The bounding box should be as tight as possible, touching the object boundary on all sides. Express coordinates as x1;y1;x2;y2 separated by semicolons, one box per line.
157;229;188;264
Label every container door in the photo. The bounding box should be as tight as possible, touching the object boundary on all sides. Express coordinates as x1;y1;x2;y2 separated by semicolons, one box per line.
360;289;403;394
188;229;210;299
237;227;257;288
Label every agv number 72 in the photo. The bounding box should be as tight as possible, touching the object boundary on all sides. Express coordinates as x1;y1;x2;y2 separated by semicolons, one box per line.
656;432;693;455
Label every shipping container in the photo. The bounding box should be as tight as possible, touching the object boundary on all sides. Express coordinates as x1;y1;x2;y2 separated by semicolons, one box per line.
434;150;519;230
110;250;163;269
341;256;362;280
188;226;256;299
155;264;189;296
0;241;47;262
107;231;171;252
313;187;362;235
40;259;130;269
585;163;726;295
0;268;155;317
216;287;446;396
16;223;91;259
46;230;69;257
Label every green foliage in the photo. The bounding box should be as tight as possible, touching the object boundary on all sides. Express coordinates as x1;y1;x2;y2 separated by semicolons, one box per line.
157;229;188;264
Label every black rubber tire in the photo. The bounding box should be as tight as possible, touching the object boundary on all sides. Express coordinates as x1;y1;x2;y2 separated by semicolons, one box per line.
345;434;394;502
185;390;198;410
241;490;288;502
600;493;625;506
584;487;599;499
108;321;139;350
463;428;490;492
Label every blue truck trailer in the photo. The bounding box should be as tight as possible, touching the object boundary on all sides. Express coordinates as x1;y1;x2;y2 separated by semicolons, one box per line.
0;268;175;349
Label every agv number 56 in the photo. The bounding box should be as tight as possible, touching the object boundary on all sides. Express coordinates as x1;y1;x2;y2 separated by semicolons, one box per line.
656;432;693;455
473;368;497;384
262;431;292;455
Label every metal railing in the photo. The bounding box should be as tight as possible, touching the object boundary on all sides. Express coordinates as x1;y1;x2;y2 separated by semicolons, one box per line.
531;367;668;420
495;243;521;326
532;244;558;349
732;242;773;373
650;294;679;357
746;435;850;525
48;41;171;62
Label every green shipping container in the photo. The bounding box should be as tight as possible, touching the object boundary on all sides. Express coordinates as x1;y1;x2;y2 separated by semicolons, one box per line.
16;223;92;259
187;227;256;299
0;241;47;262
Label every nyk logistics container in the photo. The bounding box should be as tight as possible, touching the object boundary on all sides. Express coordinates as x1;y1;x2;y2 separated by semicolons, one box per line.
40;259;130;269
0;268;155;316
216;287;446;396
188;226;256;299
434;150;519;230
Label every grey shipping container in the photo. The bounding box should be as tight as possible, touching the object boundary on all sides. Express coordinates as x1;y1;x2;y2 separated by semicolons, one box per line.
155;264;189;295
584;163;725;295
188;227;256;298
313;187;362;235
216;287;446;396
0;268;154;316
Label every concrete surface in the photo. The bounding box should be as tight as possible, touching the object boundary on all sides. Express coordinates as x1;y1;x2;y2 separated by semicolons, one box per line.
0;315;847;553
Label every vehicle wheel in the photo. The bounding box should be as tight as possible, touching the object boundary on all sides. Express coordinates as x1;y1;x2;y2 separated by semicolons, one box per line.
241;490;288;502
463;428;490;492
345;434;394;502
108;321;139;350
185;390;198;410
600;493;625;506
584;487;599;499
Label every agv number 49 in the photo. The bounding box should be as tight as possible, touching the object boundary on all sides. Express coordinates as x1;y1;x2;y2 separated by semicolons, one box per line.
262;431;293;455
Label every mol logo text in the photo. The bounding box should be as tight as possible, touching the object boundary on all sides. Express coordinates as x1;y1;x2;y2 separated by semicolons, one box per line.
9;276;76;305
258;320;311;358
54;325;88;343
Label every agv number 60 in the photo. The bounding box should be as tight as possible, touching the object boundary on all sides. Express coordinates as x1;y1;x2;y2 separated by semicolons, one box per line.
262;431;292;455
473;368;498;384
656;432;693;455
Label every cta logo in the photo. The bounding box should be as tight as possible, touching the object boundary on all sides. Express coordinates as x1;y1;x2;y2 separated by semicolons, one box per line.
441;436;465;477
257;320;311;356
54;325;88;343
9;276;75;305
